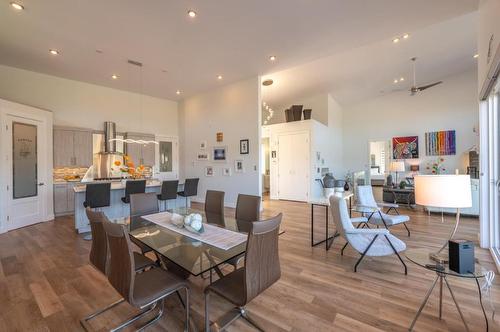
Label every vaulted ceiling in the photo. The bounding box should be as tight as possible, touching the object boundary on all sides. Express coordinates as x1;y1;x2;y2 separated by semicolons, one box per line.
0;0;478;102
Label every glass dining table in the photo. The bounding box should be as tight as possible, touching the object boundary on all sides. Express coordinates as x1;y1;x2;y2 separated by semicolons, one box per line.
121;207;281;278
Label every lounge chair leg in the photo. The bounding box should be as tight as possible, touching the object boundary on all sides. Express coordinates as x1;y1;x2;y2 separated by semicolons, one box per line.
403;223;411;237
341;242;348;255
384;235;407;275
354;235;378;272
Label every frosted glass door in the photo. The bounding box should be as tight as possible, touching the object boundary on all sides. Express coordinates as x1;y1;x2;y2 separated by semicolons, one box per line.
12;122;38;199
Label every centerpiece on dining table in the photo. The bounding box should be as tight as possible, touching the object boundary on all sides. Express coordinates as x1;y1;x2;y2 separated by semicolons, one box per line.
171;212;205;233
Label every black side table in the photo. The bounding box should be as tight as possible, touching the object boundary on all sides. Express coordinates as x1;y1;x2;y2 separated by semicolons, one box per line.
406;248;488;331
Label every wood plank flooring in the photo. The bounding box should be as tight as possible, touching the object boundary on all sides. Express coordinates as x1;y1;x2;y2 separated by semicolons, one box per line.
0;195;499;331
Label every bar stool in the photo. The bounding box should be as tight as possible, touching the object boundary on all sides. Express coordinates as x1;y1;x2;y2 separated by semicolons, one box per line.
157;180;179;211
83;182;111;240
121;179;146;204
177;178;199;208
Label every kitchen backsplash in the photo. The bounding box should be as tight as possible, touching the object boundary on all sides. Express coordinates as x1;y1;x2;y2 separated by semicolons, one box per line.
53;167;89;182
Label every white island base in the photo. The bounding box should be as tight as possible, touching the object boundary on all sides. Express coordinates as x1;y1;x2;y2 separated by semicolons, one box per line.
73;180;188;233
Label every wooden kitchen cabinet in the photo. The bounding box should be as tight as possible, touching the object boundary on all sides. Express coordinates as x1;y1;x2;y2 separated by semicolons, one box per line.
53;127;93;167
54;182;77;216
125;133;156;166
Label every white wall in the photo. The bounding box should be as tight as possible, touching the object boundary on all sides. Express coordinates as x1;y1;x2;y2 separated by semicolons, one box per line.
327;94;344;176
0;65;178;135
179;77;261;207
342;69;479;176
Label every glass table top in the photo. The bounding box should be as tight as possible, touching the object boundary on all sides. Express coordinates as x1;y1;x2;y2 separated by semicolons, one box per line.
125;207;283;276
405;248;487;278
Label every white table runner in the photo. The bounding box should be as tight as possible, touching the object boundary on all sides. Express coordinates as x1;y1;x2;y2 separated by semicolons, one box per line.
141;211;247;251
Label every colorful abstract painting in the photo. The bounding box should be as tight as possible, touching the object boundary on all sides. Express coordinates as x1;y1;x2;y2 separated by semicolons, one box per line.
392;136;419;159
425;130;456;156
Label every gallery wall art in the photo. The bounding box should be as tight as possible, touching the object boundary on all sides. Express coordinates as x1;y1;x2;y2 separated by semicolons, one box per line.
392;136;419;159
425;130;456;156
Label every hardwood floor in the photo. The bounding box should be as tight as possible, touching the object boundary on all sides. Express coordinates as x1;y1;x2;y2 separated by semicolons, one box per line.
0;197;499;331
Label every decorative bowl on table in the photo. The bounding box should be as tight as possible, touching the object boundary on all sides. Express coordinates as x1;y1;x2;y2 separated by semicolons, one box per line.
170;213;204;233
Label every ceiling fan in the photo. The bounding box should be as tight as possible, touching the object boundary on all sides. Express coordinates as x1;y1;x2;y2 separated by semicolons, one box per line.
409;57;442;95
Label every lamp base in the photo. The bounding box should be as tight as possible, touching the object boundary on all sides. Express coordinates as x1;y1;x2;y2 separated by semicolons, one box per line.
429;252;448;264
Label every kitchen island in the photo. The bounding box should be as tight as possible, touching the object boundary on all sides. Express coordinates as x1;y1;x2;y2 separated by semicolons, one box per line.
73;180;187;233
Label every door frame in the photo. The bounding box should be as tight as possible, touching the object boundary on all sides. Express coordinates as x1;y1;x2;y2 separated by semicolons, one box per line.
276;130;310;202
154;135;179;180
0;99;54;233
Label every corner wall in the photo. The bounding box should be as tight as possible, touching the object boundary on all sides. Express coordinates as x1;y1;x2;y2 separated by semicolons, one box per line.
342;69;479;176
179;77;261;207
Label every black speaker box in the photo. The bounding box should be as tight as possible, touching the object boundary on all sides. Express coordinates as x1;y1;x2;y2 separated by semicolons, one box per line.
448;240;474;274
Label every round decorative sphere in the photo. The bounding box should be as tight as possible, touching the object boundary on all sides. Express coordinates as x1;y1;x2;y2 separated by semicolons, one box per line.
183;214;192;226
190;217;202;232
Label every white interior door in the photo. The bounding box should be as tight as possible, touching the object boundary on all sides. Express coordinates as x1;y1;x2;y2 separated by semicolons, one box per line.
4;115;46;230
278;132;309;201
155;135;179;180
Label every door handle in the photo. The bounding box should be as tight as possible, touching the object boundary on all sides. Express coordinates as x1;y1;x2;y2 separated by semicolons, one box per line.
38;182;45;186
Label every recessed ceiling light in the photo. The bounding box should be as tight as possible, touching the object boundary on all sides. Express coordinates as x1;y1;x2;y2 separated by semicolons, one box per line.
400;77;404;81
403;33;410;39
111;74;118;80
49;49;60;55
187;10;197;18
473;54;479;59
217;75;223;80
269;55;277;61
262;79;273;86
393;79;398;84
263;102;266;106
10;2;24;10
392;37;400;44
176;90;181;95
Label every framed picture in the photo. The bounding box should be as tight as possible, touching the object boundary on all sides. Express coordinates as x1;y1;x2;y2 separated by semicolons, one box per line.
271;151;276;159
216;132;223;142
200;140;207;149
234;159;244;173
205;166;214;177
425;130;456;156
222;167;231;176
240;139;249;154
392;136;419;159
197;151;209;161
213;146;227;162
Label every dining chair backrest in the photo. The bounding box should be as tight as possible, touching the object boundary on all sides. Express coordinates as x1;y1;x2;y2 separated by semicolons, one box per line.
124;180;146;202
130;192;159;218
244;213;282;304
84;182;111;208
102;219;136;304
329;195;355;239
205;190;225;226
86;207;109;275
235;194;261;233
159;180;179;200
356;185;378;207
183;178;199;197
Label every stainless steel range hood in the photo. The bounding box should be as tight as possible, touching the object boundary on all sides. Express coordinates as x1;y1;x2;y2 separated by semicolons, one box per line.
89;122;124;180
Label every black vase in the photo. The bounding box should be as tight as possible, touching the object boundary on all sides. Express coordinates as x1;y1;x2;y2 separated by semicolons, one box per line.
303;109;312;120
344;182;350;191
291;105;303;121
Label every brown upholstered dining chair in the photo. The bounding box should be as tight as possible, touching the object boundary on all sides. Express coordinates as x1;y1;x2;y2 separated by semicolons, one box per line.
235;194;261;233
81;208;157;331
205;190;225;226
129;193;159;256
101;219;190;331
204;213;282;332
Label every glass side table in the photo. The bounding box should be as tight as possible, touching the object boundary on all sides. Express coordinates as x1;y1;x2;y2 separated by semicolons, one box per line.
406;248;488;331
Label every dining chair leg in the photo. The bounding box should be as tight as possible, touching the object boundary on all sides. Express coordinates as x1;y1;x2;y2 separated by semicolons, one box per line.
184;286;190;332
240;308;265;332
110;301;159;332
204;291;210;332
354;235;378;272
80;298;125;331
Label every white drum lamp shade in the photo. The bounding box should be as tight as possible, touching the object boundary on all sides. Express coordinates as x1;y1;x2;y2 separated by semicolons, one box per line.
414;175;472;208
390;161;405;172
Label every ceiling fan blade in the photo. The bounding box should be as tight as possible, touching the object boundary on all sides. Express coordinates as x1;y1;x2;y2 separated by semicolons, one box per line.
416;81;443;91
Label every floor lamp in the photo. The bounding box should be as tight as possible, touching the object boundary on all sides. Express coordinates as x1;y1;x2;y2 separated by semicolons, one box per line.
414;174;472;263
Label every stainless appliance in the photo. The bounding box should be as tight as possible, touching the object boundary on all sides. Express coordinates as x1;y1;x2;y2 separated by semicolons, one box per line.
91;122;124;180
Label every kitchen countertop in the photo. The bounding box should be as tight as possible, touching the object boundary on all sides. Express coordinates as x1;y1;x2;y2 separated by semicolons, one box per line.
73;179;162;193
